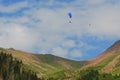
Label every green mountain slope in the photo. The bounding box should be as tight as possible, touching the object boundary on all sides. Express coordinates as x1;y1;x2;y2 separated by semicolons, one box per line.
84;40;120;73
35;54;86;69
74;40;120;80
1;40;120;80
0;47;86;79
0;51;41;80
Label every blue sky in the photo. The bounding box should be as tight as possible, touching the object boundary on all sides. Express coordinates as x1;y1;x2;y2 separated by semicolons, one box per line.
0;0;120;60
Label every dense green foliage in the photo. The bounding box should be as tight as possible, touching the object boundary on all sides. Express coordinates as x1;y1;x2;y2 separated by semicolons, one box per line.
0;51;41;80
75;69;120;80
77;69;110;80
42;68;120;80
45;69;73;80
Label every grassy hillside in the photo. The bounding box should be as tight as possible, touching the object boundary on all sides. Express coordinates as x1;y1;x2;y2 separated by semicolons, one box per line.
72;52;120;80
0;47;86;79
35;54;86;69
0;51;41;80
0;40;120;79
71;41;120;80
91;52;120;71
69;52;120;80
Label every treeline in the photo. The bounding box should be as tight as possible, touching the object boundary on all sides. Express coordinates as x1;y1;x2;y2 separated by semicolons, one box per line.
0;51;42;80
76;69;120;80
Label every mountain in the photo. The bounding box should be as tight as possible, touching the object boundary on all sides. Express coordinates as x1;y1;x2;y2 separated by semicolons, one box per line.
0;47;86;78
0;52;40;80
82;40;120;75
71;40;120;80
1;40;120;80
35;54;86;70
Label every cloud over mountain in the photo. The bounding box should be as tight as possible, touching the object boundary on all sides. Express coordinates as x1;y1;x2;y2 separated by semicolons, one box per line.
0;0;120;60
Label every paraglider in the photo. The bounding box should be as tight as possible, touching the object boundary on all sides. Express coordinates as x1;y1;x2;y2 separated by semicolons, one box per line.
68;12;72;23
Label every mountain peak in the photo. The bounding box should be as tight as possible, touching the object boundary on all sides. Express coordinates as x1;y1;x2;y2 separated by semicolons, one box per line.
86;40;120;67
106;40;120;52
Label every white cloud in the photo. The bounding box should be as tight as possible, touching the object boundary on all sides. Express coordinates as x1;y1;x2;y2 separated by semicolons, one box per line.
0;23;38;51
78;41;96;51
0;1;27;13
52;47;68;57
87;4;120;38
62;40;76;48
0;0;120;60
86;0;106;5
70;49;82;58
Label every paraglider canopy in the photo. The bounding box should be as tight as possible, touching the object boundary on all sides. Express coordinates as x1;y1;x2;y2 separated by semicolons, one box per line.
68;12;72;18
68;12;72;23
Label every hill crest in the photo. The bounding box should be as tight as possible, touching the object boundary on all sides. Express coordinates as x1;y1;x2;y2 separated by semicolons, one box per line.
84;40;120;72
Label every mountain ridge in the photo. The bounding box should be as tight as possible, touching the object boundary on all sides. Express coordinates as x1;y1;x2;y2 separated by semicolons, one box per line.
1;40;120;79
82;40;120;73
86;40;120;65
0;47;86;77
